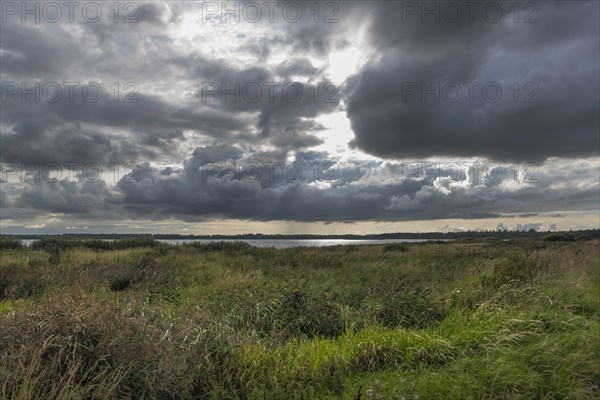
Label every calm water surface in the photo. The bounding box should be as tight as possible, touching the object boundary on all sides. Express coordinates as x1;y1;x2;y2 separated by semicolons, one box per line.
20;238;442;249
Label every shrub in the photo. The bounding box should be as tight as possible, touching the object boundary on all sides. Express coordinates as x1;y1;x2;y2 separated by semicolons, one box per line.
376;289;441;329
543;233;576;242
30;237;160;252
112;237;159;249
0;237;23;250
30;238;72;252
483;251;535;289
185;241;254;253
275;290;344;338
229;290;344;340
109;277;131;291
0;265;50;300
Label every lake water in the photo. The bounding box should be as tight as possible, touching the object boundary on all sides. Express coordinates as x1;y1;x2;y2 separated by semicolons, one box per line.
20;238;441;249
158;238;439;248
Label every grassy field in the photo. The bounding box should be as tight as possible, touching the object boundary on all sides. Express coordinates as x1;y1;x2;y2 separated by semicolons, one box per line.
0;238;598;399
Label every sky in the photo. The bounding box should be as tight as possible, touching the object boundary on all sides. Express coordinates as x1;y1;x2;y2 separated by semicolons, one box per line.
0;0;599;235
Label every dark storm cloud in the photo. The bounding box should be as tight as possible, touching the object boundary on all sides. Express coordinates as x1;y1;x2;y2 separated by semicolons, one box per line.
18;177;118;215
0;115;155;165
0;89;247;164
1;1;598;228
0;21;82;77
345;1;600;162
190;144;245;165
0;12;177;80
0;16;249;166
0;80;245;134
5;148;598;223
1;5;340;166
179;52;338;147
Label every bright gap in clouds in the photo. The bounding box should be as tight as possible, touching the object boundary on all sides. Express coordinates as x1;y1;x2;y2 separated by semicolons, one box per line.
312;111;383;164
327;45;364;83
325;21;371;83
316;25;371;159
313;112;354;157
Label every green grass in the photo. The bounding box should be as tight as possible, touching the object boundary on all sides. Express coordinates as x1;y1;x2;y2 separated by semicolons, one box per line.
0;239;598;399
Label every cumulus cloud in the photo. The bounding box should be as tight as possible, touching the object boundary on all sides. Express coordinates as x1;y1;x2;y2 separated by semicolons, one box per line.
4;149;598;224
0;1;598;231
345;1;600;162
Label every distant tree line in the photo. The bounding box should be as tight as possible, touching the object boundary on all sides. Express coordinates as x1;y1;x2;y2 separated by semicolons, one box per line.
4;229;599;242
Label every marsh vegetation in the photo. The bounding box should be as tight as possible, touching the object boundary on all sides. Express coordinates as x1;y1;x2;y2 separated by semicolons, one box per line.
0;238;598;399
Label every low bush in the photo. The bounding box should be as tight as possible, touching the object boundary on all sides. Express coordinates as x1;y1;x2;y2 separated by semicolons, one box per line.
0;264;50;300
376;289;441;329
0;237;23;250
184;240;255;253
30;237;160;252
544;233;576;241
